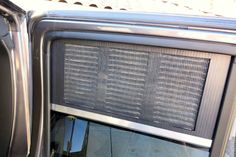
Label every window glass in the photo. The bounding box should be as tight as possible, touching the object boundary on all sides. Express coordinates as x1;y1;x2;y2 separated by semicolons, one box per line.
51;111;209;157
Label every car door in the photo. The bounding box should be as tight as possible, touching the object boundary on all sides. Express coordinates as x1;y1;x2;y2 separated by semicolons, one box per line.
0;1;31;157
27;4;236;157
1;1;236;157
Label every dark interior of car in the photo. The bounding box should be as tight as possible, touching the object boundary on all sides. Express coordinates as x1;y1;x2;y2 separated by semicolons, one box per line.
0;42;13;157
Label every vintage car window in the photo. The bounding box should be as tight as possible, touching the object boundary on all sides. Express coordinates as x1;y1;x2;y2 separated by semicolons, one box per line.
51;111;209;157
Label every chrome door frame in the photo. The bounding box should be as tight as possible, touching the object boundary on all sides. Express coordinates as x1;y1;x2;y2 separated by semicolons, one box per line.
0;1;31;156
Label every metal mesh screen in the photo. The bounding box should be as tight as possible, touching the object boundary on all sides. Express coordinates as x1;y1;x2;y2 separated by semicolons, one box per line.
63;41;210;131
153;54;209;130
64;44;99;109
104;48;149;119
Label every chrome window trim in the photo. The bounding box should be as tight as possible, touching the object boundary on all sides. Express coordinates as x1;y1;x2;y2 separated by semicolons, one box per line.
211;59;236;157
30;10;236;32
38;19;236;45
51;103;212;148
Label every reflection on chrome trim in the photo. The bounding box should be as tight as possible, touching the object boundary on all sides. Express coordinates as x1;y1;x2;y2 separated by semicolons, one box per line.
51;103;212;148
41;19;236;45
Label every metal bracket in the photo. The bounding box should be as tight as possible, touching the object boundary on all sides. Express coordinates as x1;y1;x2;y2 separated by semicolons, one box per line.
0;15;14;50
